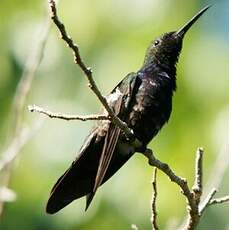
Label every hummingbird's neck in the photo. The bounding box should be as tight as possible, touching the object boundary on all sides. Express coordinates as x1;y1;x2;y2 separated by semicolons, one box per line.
143;56;177;77
140;58;177;91
144;54;177;75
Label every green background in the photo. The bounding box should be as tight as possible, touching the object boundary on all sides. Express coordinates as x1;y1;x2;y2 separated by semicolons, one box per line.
0;0;229;229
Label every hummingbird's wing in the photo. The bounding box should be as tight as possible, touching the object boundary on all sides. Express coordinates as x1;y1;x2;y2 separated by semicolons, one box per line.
46;73;139;214
85;73;143;209
85;91;123;210
94;125;121;192
86;72;141;209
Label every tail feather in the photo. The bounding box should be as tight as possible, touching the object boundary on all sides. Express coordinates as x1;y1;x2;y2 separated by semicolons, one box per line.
46;132;103;214
46;134;133;214
85;193;95;211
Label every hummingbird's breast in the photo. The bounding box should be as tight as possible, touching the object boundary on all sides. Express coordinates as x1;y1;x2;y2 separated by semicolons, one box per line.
128;70;174;146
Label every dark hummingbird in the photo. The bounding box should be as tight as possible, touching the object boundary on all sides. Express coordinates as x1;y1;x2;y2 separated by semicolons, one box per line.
46;6;210;214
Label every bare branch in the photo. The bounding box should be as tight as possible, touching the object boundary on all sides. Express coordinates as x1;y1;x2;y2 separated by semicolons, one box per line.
13;15;50;135
143;149;195;211
48;0;139;144
0;5;51;217
143;149;206;229
209;196;229;206
0;119;43;217
176;147;229;230
199;188;217;215
192;148;204;202
2;4;51;171
151;168;159;230
0;120;44;172
28;104;109;121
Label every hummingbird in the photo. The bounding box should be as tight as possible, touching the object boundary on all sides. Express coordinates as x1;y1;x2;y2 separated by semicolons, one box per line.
46;6;210;214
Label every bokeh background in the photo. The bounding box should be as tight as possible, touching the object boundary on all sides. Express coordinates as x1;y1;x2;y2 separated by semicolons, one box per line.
0;0;229;229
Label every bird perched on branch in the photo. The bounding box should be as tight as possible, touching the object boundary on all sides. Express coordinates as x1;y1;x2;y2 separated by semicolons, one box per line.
46;6;210;214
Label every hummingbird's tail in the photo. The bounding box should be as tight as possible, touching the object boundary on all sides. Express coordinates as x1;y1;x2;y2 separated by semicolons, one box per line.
46;131;132;214
46;132;102;214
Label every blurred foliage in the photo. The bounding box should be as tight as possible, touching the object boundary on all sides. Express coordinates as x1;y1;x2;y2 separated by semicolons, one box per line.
0;0;229;229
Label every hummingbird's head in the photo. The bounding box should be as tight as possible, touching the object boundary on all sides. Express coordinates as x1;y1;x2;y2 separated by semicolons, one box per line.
144;6;210;69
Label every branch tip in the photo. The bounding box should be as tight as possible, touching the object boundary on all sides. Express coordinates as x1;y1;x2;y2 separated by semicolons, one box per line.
192;147;204;204
209;196;229;206
151;167;159;230
28;105;34;112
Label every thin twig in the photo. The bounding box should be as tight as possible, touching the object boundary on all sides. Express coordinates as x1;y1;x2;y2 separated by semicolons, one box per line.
13;16;50;135
199;188;217;215
143;149;195;211
0;120;44;172
0;5;51;218
176;148;229;230
0;119;43;217
209;196;229;206
192;148;203;203
48;0;140;144
151;168;159;230
28;104;110;121
143;149;202;230
182;148;204;229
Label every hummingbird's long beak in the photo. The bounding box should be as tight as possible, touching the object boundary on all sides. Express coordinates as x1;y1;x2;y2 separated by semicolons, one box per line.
176;5;211;37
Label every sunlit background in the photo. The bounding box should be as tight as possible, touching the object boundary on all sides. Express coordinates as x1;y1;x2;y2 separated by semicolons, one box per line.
0;0;229;229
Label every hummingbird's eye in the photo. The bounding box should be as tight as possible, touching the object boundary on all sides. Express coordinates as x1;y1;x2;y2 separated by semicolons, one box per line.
154;40;160;46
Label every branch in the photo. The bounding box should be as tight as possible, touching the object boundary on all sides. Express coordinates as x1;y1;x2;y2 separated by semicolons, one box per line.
192;148;203;203
151;168;159;230
0;119;44;217
0;5;51;217
143;149;196;214
199;188;217;215
209;196;229;206
13;15;50;135
0;120;43;172
28;104;109;121
48;0;138;144
144;148;228;230
143;149;198;229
